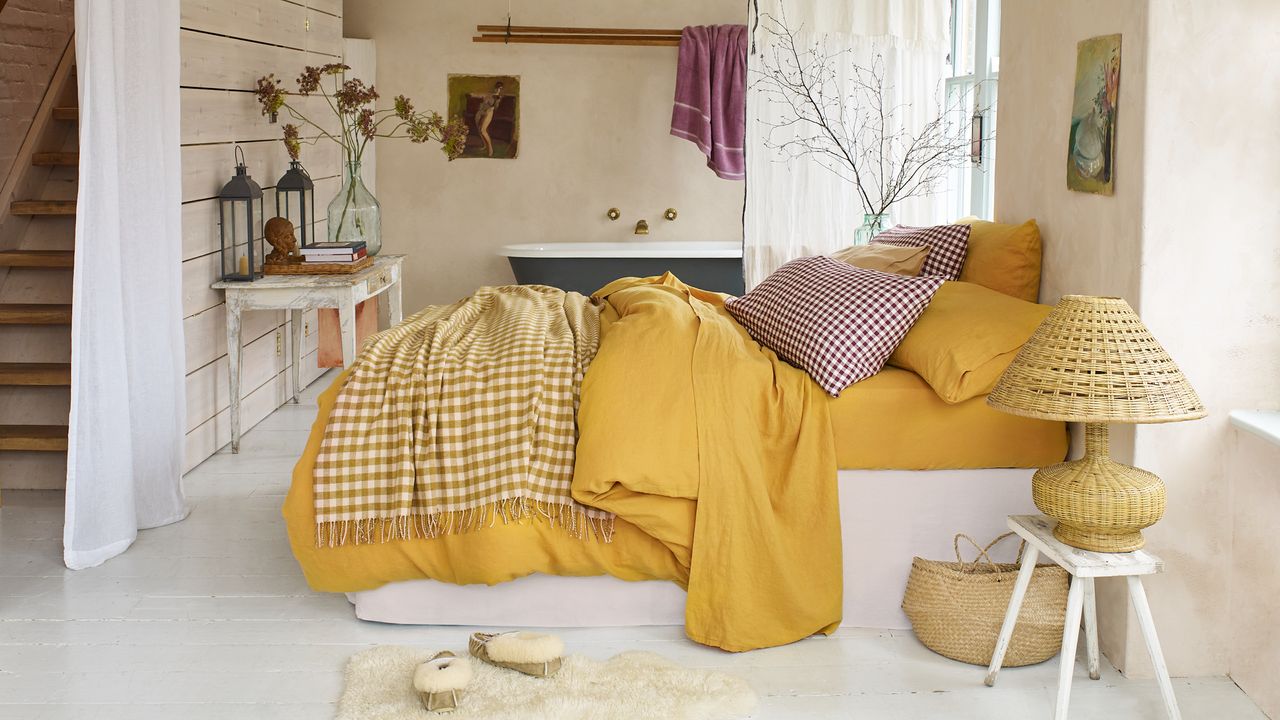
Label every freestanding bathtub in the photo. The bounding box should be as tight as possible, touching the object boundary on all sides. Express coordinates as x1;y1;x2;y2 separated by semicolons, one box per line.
500;241;745;296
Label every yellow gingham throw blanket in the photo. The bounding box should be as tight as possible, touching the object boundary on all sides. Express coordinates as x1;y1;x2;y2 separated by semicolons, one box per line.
312;284;612;546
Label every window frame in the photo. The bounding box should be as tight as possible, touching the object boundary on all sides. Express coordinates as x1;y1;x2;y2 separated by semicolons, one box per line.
946;0;1000;220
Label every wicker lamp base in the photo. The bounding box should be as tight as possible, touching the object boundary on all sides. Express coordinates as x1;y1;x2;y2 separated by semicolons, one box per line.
1031;423;1165;552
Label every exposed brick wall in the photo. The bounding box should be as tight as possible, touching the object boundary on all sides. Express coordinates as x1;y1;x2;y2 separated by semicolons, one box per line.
0;0;73;176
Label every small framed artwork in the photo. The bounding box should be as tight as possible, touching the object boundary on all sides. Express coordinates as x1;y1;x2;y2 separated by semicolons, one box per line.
1067;34;1121;195
447;74;520;159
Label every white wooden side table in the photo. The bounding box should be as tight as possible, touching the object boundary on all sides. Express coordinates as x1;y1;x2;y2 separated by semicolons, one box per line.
211;254;404;453
985;515;1179;720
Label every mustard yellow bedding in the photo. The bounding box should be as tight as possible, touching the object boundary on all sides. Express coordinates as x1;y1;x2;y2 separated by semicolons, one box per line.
831;367;1068;470
285;274;842;652
572;275;841;651
282;274;1065;652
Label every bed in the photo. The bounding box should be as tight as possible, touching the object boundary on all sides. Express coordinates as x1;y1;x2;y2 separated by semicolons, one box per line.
282;218;1067;648
285;330;1064;632
283;341;1065;634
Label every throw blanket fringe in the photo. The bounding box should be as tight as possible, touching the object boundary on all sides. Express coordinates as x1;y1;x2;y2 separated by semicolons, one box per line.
315;498;616;548
313;285;611;547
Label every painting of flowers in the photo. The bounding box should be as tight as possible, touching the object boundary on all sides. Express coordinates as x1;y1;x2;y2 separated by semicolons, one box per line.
1067;34;1121;195
448;74;520;159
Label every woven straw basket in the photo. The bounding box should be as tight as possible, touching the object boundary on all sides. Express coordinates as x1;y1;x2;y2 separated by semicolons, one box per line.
902;533;1070;667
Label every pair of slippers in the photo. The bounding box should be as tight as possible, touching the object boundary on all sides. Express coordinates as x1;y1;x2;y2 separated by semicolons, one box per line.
413;631;565;713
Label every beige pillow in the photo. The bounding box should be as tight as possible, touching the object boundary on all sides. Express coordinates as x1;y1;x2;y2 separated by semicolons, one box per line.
829;243;928;276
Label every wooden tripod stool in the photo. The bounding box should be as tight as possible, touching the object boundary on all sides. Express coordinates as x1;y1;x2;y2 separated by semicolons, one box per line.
985;515;1180;720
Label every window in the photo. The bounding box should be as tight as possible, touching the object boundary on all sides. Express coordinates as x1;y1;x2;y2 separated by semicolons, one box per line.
944;0;1000;220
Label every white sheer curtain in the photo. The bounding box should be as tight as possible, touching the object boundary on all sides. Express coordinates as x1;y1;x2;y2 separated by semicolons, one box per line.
744;0;952;288
64;0;187;569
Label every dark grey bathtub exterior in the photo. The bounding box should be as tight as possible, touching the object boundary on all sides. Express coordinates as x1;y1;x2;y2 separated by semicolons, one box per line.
506;254;745;296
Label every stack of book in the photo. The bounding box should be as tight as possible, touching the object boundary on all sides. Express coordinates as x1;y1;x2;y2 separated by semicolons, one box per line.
301;241;367;264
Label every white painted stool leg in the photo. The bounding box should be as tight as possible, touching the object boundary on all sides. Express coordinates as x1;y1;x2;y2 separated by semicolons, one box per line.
985;546;1041;686
1082;577;1101;680
1127;576;1182;720
1054;577;1086;720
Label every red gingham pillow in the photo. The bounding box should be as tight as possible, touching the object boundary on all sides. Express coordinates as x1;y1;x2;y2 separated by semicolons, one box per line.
725;256;944;396
871;224;971;280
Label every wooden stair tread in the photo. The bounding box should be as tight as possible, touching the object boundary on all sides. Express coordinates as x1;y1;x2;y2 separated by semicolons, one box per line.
0;363;71;386
10;200;76;216
0;425;69;452
0;250;74;268
32;151;78;167
52;106;78;121
0;304;73;325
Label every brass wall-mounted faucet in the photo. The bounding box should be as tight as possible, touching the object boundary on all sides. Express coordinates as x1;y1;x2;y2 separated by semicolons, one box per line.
634;219;649;235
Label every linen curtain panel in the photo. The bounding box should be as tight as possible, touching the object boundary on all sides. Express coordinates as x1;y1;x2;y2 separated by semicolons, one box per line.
744;0;952;288
65;0;187;569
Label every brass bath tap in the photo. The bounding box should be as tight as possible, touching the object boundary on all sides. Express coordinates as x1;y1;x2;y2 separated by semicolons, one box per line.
634;219;649;235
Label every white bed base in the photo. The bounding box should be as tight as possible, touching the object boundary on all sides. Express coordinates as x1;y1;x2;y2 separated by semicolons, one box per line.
349;468;1037;630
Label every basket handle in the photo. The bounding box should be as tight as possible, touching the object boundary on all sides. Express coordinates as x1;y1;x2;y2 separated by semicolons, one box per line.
954;532;1026;573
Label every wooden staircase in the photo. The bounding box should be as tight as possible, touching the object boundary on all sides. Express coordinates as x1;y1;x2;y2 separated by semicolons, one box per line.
0;35;77;496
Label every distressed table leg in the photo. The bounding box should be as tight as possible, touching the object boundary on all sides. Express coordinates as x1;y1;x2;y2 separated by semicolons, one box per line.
986;545;1040;686
1054;577;1086;720
225;298;243;453
338;295;357;369
388;277;404;326
1083;577;1101;680
289;309;303;404
1128;576;1182;720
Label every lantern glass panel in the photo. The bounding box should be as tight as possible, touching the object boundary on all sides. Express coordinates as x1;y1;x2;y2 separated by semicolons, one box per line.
275;161;316;248
252;196;265;271
220;199;251;279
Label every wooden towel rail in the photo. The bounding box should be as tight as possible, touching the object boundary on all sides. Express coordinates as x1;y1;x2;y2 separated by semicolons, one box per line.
474;25;682;47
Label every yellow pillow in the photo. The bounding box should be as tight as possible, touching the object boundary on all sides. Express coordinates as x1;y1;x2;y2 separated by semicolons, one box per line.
954;218;1042;302
829;243;928;276
888;281;1051;403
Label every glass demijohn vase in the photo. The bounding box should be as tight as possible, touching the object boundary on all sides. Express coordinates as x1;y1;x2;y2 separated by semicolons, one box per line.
327;160;381;255
853;213;890;245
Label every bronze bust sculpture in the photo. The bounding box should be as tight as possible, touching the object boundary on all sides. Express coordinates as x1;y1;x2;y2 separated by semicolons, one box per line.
264;216;303;264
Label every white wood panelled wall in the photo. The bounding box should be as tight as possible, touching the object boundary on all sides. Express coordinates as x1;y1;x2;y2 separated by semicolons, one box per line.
180;0;344;472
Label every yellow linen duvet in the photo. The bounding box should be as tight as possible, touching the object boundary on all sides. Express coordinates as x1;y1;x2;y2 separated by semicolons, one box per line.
284;274;842;652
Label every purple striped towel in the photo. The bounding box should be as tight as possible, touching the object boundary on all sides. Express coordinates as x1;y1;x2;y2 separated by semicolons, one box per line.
670;24;748;181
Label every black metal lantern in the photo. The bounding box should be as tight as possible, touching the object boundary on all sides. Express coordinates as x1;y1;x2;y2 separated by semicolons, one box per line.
275;160;316;248
218;146;265;281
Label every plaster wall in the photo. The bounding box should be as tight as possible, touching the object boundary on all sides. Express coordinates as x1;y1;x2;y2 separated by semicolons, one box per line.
342;0;746;311
1136;0;1280;689
997;0;1280;694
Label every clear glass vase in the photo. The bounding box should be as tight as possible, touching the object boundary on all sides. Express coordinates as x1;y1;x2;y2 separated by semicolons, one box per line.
327;160;381;255
853;213;890;245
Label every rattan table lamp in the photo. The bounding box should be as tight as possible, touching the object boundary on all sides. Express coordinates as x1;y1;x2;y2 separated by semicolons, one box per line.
987;295;1206;552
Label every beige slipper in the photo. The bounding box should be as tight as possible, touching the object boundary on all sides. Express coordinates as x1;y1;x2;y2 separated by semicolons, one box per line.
468;631;564;678
414;650;472;713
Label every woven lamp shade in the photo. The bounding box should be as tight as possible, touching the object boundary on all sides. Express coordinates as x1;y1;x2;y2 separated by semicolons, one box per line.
987;295;1205;552
988;295;1206;423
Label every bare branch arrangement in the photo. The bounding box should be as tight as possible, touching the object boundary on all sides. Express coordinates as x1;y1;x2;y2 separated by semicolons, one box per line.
752;9;991;219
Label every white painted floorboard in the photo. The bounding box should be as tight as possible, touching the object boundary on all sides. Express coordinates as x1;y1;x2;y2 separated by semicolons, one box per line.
0;371;1267;719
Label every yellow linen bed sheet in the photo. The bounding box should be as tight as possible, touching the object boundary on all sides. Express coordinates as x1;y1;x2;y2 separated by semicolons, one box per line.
831;367;1067;470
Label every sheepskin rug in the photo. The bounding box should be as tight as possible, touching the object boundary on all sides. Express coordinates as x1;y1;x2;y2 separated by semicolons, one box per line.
336;645;757;720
